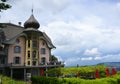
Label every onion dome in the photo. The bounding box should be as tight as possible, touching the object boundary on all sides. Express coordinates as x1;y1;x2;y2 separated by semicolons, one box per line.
24;14;40;29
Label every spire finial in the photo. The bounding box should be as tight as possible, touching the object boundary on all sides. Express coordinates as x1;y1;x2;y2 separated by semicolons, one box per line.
31;4;34;14
31;8;33;14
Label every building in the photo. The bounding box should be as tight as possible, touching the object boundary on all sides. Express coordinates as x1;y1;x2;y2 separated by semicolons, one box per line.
0;13;64;80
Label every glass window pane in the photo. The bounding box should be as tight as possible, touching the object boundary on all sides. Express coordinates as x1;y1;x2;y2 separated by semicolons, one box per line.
14;46;21;53
14;57;21;64
41;57;46;64
32;41;37;48
41;48;46;54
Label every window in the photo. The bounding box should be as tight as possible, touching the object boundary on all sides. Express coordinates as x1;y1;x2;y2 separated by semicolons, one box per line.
16;39;20;43
42;42;45;46
14;46;21;53
32;61;36;66
28;61;30;65
28;51;30;58
41;48;46;54
1;58;5;64
28;40;30;48
32;50;36;58
0;46;3;51
14;57;21;64
41;57;46;64
32;41;37;48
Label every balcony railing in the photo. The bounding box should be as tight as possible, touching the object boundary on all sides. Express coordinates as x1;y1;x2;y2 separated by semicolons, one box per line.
39;61;64;66
2;61;65;68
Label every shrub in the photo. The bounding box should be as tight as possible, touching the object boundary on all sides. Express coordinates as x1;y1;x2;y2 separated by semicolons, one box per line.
31;74;120;84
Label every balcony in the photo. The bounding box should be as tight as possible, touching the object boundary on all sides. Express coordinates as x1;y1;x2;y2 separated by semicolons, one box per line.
7;61;65;68
0;51;7;56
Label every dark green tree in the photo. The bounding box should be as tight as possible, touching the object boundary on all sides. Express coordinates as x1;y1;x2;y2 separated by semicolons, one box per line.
50;55;58;62
0;0;11;27
0;0;11;12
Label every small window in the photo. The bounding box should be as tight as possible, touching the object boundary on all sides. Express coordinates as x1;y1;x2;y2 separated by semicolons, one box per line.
41;48;46;54
28;40;30;48
42;42;45;46
28;61;30;65
32;41;37;48
41;57;46;64
32;61;36;66
32;50;36;58
28;51;30;58
16;39;20;43
14;46;21;53
14;57;21;64
0;46;3;51
1;58;5;64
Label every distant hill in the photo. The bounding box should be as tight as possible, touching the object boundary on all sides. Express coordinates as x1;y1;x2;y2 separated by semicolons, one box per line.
97;62;120;71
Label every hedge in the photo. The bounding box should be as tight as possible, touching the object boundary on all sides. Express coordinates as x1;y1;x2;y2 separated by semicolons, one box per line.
31;74;120;84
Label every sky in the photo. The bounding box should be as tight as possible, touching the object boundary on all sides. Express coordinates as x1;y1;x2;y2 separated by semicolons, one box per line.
1;0;120;66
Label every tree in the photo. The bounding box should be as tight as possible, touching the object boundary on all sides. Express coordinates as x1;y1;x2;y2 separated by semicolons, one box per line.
0;0;11;12
0;0;11;27
50;55;58;62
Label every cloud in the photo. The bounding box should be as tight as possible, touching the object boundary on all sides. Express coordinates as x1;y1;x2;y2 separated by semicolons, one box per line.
84;48;101;56
81;57;93;61
65;57;81;66
1;0;120;66
94;56;102;60
56;55;64;61
94;54;120;61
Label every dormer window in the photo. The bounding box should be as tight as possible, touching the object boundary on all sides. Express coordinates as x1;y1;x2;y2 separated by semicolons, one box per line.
42;42;45;46
16;39;20;43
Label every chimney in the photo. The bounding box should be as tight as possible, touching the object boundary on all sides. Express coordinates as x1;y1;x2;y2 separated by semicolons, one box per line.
18;22;22;26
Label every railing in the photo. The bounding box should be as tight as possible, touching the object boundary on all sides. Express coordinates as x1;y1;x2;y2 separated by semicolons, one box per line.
0;51;6;55
39;61;64;66
3;61;65;67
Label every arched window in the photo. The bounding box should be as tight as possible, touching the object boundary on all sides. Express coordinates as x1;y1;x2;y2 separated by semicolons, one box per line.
14;46;21;53
16;39;20;43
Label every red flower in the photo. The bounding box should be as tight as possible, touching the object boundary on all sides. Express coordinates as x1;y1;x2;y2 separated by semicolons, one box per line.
95;69;99;79
106;68;110;77
40;69;44;76
112;67;117;75
76;72;80;77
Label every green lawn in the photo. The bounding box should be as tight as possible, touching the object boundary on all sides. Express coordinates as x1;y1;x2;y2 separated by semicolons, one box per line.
0;75;28;84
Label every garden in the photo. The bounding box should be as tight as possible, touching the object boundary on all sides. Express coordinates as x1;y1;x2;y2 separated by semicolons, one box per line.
31;65;120;84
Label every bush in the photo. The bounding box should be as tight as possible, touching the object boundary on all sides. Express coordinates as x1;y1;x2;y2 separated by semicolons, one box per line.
46;65;107;78
0;75;26;84
31;74;120;84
